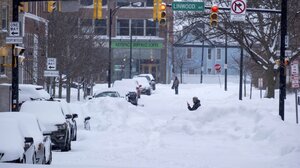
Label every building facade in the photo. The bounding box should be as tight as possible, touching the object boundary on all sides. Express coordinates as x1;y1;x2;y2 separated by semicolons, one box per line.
79;0;174;83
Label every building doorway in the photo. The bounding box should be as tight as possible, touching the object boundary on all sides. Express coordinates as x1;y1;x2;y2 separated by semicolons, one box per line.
141;64;158;80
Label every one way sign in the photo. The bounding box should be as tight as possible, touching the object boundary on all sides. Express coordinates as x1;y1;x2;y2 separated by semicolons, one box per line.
9;22;20;37
47;58;57;70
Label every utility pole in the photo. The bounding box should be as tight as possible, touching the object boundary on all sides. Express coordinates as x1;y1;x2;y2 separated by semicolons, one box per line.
224;32;228;91
279;0;287;121
239;47;243;100
11;0;19;111
108;8;112;88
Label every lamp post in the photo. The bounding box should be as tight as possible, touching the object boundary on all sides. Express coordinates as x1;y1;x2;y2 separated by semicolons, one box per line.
107;1;143;87
129;26;133;78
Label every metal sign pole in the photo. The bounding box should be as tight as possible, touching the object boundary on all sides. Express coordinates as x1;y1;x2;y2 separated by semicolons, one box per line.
296;90;299;124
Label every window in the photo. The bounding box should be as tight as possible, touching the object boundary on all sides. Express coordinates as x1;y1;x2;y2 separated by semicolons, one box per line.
94;19;107;35
187;48;192;59
80;19;93;34
117;19;129;36
189;69;195;74
147;0;154;7
217;48;221;60
117;1;130;7
146;20;157;36
208;68;212;74
208;49;212;60
131;20;144;36
0;56;5;74
1;5;8;31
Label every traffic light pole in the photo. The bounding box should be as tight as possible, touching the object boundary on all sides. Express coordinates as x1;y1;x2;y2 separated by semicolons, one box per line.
108;8;112;88
11;0;19;111
279;0;287;121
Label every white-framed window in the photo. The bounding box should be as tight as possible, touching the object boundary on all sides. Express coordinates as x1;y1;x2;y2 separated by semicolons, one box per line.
217;48;221;60
207;48;212;60
187;48;192;59
1;5;8;31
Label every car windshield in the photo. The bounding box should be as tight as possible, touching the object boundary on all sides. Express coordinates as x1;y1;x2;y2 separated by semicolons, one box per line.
95;91;119;98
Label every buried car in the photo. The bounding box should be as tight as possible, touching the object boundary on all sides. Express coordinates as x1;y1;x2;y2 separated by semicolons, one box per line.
0;112;52;164
0;118;35;164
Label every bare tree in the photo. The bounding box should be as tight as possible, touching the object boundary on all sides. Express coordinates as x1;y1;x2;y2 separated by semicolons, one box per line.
47;11;107;101
173;0;300;98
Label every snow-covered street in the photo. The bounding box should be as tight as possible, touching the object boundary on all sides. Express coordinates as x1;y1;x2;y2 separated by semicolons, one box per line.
1;82;300;168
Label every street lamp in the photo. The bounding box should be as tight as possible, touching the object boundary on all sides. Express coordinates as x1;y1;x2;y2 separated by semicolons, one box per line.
107;1;143;88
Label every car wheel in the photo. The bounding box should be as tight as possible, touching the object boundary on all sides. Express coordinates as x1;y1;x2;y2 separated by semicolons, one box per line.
46;151;52;165
32;153;36;164
21;155;26;163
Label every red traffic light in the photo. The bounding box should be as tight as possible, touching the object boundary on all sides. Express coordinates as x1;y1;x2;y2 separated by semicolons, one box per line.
211;5;218;13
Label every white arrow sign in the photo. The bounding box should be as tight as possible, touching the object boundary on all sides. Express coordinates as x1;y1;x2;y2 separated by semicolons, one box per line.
9;22;20;37
47;58;57;70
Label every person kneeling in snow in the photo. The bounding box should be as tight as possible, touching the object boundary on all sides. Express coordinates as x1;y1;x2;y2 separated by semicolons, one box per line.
187;97;201;111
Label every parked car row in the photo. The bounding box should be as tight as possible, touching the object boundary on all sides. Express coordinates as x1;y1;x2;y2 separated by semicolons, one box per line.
0;98;91;165
90;74;156;106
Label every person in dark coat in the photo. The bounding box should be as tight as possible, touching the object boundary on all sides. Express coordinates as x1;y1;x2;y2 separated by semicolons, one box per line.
187;97;201;111
172;76;180;95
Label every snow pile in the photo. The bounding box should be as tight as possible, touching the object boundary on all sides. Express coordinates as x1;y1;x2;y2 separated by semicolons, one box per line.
78;83;300;168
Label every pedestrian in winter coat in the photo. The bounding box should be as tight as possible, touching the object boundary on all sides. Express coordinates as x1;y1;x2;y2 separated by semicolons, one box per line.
187;97;201;111
172;76;180;94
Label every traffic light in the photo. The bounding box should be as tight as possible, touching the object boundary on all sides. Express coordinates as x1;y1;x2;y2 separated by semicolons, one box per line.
48;1;56;13
19;2;28;13
93;0;102;19
159;2;167;25
210;5;218;27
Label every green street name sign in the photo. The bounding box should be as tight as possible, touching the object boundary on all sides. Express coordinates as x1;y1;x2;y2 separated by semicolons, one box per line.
112;41;163;49
172;2;205;11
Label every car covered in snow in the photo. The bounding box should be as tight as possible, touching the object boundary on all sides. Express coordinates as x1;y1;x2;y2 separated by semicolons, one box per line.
19;101;72;152
113;79;140;105
135;74;156;90
19;84;51;104
0;112;52;164
133;76;152;95
58;100;78;141
0;118;35;164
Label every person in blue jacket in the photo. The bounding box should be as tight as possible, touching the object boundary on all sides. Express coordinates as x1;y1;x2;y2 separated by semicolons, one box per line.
187;97;201;111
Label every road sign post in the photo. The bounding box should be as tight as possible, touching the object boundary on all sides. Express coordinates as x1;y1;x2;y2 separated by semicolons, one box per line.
172;2;204;11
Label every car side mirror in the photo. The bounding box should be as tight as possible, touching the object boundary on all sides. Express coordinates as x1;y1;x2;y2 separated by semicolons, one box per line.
65;114;73;119
43;131;52;136
84;116;91;121
72;113;78;119
24;137;34;143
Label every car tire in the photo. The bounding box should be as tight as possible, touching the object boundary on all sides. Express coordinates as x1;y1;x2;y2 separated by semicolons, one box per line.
46;151;52;165
61;133;71;152
21;155;26;164
42;155;46;164
32;153;36;164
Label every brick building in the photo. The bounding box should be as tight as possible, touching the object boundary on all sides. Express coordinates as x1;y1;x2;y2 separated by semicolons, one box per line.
78;0;174;83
